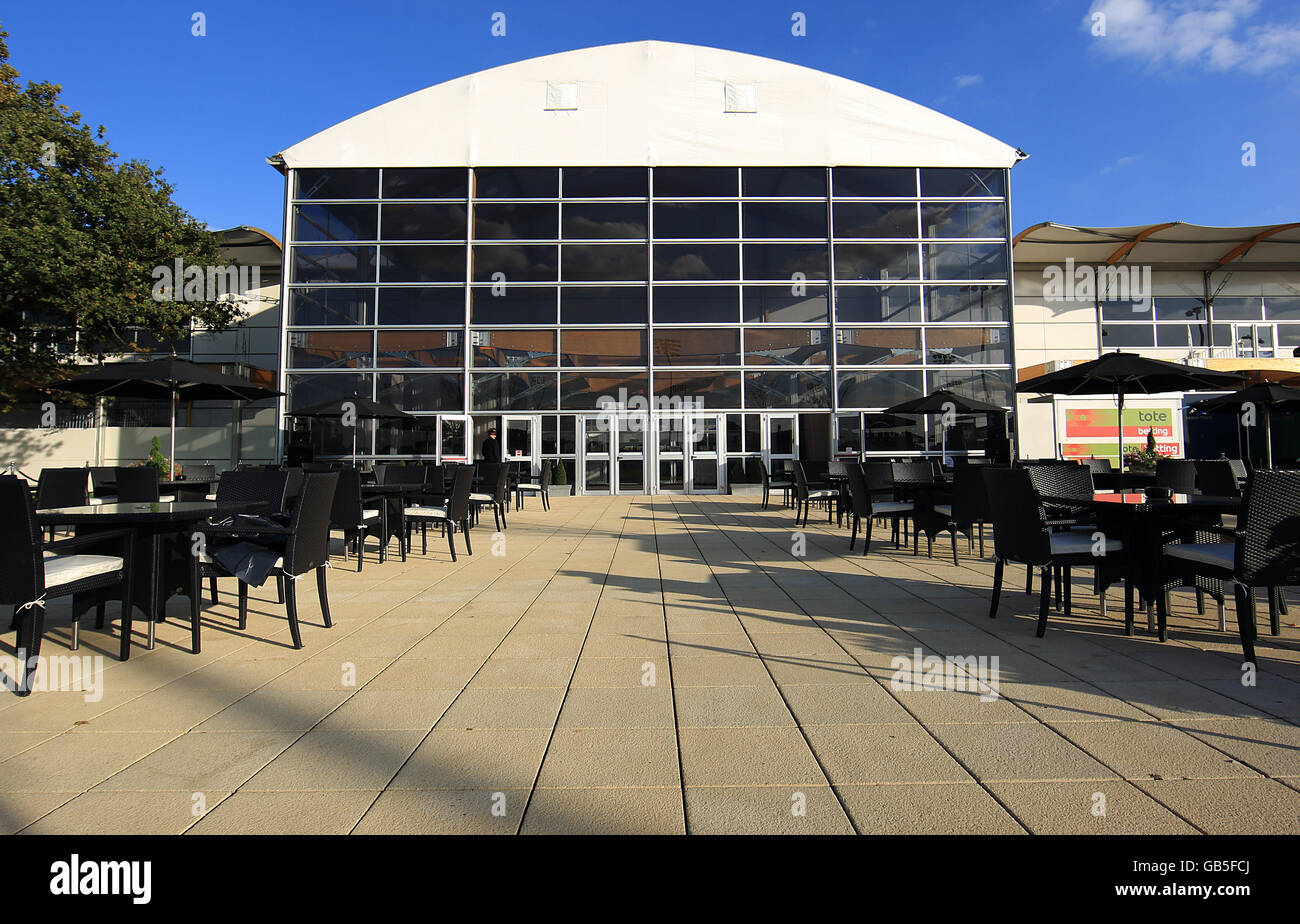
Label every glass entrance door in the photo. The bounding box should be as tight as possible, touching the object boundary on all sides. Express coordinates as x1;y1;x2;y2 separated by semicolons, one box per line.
688;415;724;493
657;416;686;492
616;416;647;494
503;416;537;465
581;417;612;494
437;415;470;463
1233;323;1276;358
765;413;798;475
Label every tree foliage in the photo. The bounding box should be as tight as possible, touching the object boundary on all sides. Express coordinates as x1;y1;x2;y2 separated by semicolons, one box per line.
0;23;243;407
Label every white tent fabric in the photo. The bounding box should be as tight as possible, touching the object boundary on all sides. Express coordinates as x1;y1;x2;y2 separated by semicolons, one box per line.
274;41;1022;169
1013;221;1300;271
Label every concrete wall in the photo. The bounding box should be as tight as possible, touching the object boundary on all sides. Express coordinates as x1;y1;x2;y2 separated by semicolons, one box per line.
0;423;277;474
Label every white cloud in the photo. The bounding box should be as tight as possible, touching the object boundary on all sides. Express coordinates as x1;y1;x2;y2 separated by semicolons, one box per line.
954;74;983;88
1086;0;1300;73
1099;154;1141;175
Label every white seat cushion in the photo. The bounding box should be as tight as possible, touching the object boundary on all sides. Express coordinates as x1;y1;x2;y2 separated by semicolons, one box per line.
361;510;380;520
934;504;953;517
158;495;176;503
469;492;493;502
806;489;837;499
871;501;913;515
204;493;217;501
1049;532;1122;555
44;554;123;586
1166;542;1234;571
518;483;542;491
405;505;449;520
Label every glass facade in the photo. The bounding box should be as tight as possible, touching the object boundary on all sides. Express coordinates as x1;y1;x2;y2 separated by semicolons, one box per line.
283;166;1014;480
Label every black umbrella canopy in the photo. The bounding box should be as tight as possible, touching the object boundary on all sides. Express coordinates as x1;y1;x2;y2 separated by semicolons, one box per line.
56;356;282;401
885;388;1006;415
1015;351;1244;396
285;396;410;420
1189;382;1300;414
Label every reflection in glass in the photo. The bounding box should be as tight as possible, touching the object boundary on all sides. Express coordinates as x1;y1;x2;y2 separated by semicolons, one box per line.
921;202;1006;238
653;167;737;198
862;414;924;453
296;168;378;200
1265;296;1300;320
742;167;826;197
836;414;864;454
563;167;647;198
919;168;1005;198
472;329;557;367
837;328;922;366
743;243;828;280
379;287;466;326
833;202;917;238
769;417;795;455
744;371;831;408
561;245;648;281
832;167;916;198
618;459;645;492
289;287;374;326
473;203;558;240
1211;297;1264;320
376;330;463;367
294;204;378;242
742;286;828;323
375;373;464;412
1156;324;1211;348
923;243;1008;280
375;417;438;456
692;458;718;489
286;372;370;411
440;417;467;458
471;286;557;325
928;368;1013;408
560;329;647;366
1101;325;1155;347
471;372;558;411
834;244;918;281
288;331;372;369
744;328;831;365
1155;297;1206;321
380;245;465;283
654;372;741;408
653;328;740;365
584;418;610;454
474;167;558;198
1101;299;1154;321
742;202;827;239
925;328;1008;366
471;244;558;282
585;461;611;492
835;285;922;323
653;202;738;239
560;286;647;324
560;373;648;410
653;286;739;323
382;167;467;199
562;203;647;239
654;244;739;280
926;285;1009;323
381;203;467;240
836;371;925;408
292;246;376;284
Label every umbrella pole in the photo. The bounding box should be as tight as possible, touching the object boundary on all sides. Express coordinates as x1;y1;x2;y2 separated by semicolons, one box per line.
1116;390;1125;473
352;425;358;466
1264;404;1273;469
169;390;177;479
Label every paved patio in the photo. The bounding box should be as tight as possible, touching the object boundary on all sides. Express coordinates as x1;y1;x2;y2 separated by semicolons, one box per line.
3;494;1299;834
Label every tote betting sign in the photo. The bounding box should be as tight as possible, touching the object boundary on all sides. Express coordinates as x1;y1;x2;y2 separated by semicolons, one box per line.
1056;402;1183;464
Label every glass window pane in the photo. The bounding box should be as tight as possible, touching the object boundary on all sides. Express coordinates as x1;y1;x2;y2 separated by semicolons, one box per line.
561;245;647;281
923;243;1008;280
655;372;741;408
375;417;438;457
653;328;740;365
928;368;1013;407
836;285;922;323
380;203;467;240
836;414;864;454
862;413;925;453
834;244;918;281
745;371;831;408
381;245;465;283
653;202;738;239
292;246;376;284
1277;325;1300;347
561;329;647;366
654;244;739;280
376;330;464;367
294;204;377;242
287;331;372;369
471;286;557;325
744;328;831;365
473;203;558;240
926;327;1009;365
472;372;558;411
742;202;827;239
286;372;370;411
742;167;826;198
560;373;648;410
560;286;648;324
653;167;737;197
382;167;467;199
1266;296;1300;320
836;370;925;408
1212;323;1233;347
289;287;375;326
296;168;378;200
474;167;558;198
375;373;463;412
743;285;828;323
471;244;558;283
653;286;739;323
562;203;647;239
919;168;1005;198
1156;324;1210;348
563;167;647;198
472;329;557;367
926;285;1009;323
921;202;1006;238
379;287;465;325
833;202;917;239
1155;297;1207;321
744;414;762;453
1101;299;1153;321
1212;297;1263;320
832;167;916;198
744;243;829;280
837;328;922;365
1101;325;1155;347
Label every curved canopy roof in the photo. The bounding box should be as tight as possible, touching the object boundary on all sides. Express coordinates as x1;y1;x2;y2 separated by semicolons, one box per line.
1013;221;1300;271
273;41;1022;170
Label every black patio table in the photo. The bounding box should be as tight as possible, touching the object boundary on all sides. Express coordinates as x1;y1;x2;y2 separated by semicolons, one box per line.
360;482;431;559
1038;491;1240;637
160;478;219;501
36;500;265;660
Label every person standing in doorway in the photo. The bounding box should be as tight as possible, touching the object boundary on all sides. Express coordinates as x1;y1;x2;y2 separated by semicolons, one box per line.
481;426;501;462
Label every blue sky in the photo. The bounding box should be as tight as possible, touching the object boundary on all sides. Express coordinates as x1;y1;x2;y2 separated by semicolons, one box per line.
4;0;1298;236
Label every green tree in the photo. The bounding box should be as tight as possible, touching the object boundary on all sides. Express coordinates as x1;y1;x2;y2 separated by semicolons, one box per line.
0;23;243;407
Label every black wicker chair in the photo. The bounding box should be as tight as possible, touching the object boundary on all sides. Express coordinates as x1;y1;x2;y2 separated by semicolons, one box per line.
1155;459;1199;494
192;472;338;651
515;459;552;511
1195;459;1241;498
469;462;510;532
791;462;837;527
89;466;118;505
982;467;1124;638
748;458;792;510
1081;457;1113;475
201;470;290;606
0;477;133;694
114;467;175;503
859;461;913;550
329;467;384;572
35;468;90;540
404;464;475;560
912;464;993;564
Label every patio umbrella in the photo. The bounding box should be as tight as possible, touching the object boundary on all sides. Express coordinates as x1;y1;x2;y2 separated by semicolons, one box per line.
56;356;282;473
1015;352;1244;471
1188;382;1300;468
885;389;1007;461
284;396;410;464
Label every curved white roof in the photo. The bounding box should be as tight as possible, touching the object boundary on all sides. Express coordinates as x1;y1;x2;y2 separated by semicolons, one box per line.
275;41;1022;170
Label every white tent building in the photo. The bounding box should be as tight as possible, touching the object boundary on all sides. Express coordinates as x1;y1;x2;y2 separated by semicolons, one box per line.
271;40;1024;493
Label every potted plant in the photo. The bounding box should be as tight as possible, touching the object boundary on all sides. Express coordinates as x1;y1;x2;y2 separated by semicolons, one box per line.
136;436;182;480
1123;430;1168;474
550;457;573;496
